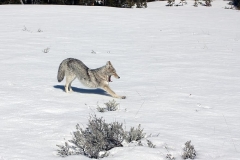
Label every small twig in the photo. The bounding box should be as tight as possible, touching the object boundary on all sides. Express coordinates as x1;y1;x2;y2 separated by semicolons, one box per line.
164;145;170;153
222;114;237;152
135;91;145;117
43;47;50;53
37;29;43;32
135;101;145;117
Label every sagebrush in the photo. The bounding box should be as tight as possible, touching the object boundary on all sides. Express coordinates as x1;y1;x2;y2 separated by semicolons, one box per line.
97;99;119;112
125;124;146;143
182;140;196;159
57;115;145;159
104;99;119;111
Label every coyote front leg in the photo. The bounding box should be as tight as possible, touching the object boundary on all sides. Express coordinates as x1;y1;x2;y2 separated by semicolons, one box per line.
103;85;126;99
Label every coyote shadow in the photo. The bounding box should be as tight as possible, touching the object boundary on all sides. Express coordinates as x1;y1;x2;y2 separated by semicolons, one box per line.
53;85;110;97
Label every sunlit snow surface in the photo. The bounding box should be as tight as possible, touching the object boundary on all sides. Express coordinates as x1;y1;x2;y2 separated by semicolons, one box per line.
0;1;240;160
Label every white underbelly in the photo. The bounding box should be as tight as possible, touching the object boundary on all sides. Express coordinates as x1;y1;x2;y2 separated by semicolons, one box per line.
80;79;97;88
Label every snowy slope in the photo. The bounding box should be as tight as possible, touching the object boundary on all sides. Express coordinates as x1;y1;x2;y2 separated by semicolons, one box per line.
0;1;240;160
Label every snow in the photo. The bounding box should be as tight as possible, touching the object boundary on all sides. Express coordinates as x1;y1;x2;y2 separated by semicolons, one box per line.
0;1;240;160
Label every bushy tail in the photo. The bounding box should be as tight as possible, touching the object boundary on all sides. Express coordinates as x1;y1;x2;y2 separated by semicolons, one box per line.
57;60;66;82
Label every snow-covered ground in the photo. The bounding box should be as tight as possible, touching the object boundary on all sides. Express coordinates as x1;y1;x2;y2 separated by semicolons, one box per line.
0;1;240;160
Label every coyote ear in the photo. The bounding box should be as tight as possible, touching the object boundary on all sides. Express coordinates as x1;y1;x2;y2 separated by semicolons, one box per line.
106;61;112;66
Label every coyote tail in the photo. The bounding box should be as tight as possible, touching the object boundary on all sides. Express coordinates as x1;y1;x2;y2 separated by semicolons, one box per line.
57;60;66;82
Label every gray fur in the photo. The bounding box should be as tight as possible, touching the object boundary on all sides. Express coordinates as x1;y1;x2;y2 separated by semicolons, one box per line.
57;58;126;99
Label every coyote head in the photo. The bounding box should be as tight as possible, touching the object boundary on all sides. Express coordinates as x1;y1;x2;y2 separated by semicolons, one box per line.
105;61;120;82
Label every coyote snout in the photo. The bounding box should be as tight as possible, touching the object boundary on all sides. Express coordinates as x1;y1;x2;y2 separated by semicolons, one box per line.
57;58;126;99
113;73;120;79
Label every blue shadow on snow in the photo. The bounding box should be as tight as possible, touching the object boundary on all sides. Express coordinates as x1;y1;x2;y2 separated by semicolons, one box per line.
53;85;110;97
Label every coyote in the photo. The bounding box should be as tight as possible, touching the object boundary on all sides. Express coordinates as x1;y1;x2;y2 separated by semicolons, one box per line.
57;58;126;99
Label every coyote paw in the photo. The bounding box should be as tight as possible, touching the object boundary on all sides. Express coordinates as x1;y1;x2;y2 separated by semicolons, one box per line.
113;95;126;99
121;96;126;99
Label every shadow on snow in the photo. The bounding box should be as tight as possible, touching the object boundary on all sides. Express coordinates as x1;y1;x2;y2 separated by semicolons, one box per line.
53;85;110;97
